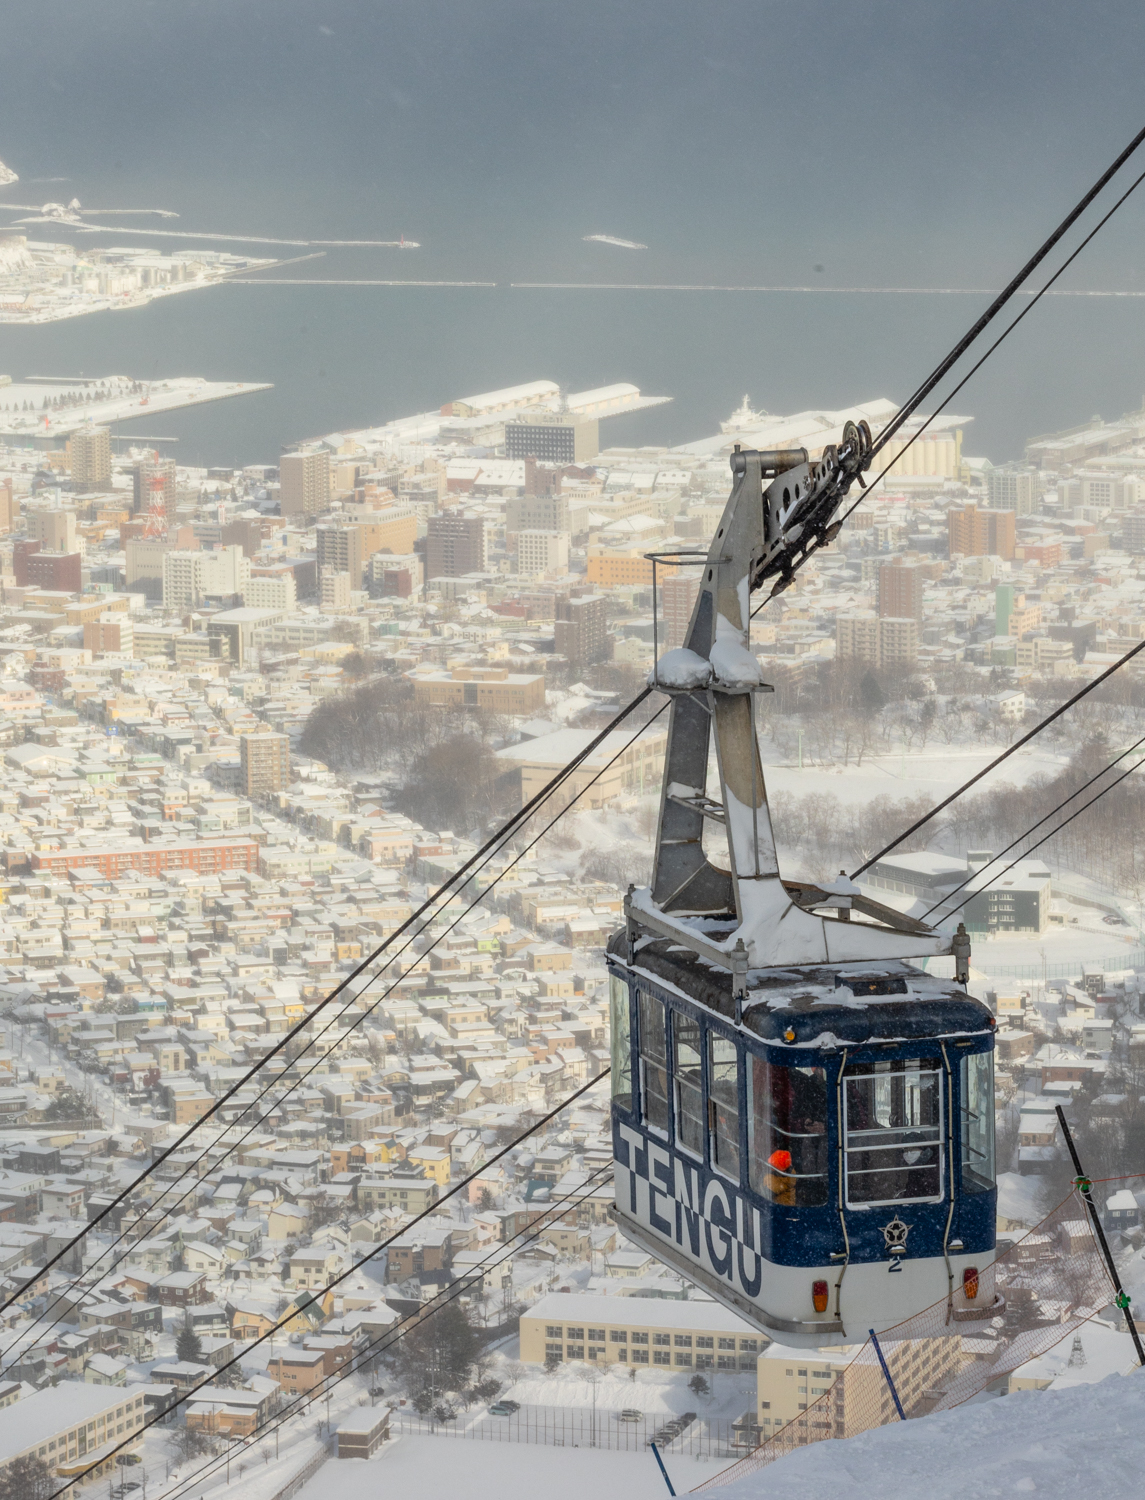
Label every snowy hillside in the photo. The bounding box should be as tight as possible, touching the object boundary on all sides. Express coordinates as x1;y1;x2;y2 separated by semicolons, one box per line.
718;1365;1145;1499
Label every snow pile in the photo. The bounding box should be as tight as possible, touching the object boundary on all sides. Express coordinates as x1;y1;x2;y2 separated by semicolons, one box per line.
709;636;765;687
650;647;712;689
717;1365;1145;1499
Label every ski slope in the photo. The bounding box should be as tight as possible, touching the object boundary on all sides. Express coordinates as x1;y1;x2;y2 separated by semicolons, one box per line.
716;1366;1145;1498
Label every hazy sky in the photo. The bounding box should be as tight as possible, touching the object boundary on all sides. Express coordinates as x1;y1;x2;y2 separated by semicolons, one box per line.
4;2;1145;465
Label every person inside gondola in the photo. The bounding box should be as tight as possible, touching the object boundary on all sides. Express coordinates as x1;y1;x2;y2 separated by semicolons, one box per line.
764;1148;796;1205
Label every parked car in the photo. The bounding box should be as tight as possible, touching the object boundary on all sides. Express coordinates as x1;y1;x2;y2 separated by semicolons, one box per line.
488;1401;519;1416
616;1409;643;1423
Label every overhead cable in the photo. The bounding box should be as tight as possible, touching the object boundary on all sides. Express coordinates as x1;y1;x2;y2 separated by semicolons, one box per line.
0;688;652;1315
43;1066;611;1499
3;706;664;1356
849;637;1145;879
919;729;1145;919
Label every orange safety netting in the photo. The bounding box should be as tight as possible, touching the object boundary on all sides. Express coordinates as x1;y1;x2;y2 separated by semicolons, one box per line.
694;1188;1120;1490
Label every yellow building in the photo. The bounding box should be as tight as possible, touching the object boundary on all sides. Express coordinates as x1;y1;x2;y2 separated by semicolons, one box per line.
406;1144;451;1186
755;1336;963;1441
0;1385;146;1485
520;1292;763;1370
496;723;667;811
406;666;546;714
585;547;658;587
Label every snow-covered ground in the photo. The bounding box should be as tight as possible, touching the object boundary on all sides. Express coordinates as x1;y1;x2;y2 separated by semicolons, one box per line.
716;1366;1145;1499
763;743;1071;804
299;1433;729;1500
499;1362;756;1419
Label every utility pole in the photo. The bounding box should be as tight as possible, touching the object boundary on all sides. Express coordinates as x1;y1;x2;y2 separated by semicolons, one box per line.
1056;1105;1145;1365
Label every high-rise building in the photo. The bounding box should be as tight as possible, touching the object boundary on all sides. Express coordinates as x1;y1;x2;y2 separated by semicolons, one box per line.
554;593;609;667
0;479;14;534
505;493;571;534
133;457;176;520
425;513;486;580
240;732;291;798
504;413;599;463
83;614;134;656
280;449;331;519
21;551;83;594
1122;510;1145;552
162;545;250;609
67;427;112;489
316;524;365;588
986;464;1038;515
367;552;422;598
947;504;1016;561
661;572;701;650
242;569;297;612
516;530;570;577
836;614;918;671
27;508;78;554
320;570;353;611
877;560;924;621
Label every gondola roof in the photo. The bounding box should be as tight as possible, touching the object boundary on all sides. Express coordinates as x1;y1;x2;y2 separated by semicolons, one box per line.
608;930;994;1046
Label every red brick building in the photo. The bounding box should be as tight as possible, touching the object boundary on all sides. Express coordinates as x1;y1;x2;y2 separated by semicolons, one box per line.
31;838;260;880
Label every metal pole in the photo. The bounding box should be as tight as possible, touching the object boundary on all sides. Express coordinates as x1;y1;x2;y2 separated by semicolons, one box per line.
868;1330;905;1420
649;1443;676;1496
1055;1105;1145;1365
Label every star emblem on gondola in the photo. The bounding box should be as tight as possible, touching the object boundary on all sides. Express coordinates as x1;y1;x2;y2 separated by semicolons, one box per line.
881;1215;910;1253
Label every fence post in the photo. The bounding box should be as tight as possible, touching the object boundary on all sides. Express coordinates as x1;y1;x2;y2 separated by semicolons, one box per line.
1055;1105;1145;1366
868;1330;906;1420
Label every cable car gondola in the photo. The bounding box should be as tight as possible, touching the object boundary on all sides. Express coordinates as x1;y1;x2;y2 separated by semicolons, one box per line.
608;441;997;1346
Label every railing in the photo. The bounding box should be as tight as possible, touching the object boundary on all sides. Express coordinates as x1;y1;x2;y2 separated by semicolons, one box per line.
391;1403;747;1457
266;1443;330;1500
978;948;1145;980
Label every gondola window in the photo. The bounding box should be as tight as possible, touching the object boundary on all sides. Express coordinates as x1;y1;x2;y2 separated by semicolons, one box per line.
673;1011;704;1157
960;1051;995;1192
844;1057;943;1205
638;991;669;1135
709;1032;741;1181
749;1058;828;1205
610;974;632;1110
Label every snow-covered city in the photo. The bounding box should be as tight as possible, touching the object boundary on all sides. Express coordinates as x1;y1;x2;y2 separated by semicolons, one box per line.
3;6;1145;1500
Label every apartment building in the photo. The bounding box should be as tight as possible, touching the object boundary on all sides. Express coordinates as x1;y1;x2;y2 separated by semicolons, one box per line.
755;1335;962;1440
947;503;1016;560
66;428;112;489
280;449;331;519
520;1292;763;1370
240;732;290;798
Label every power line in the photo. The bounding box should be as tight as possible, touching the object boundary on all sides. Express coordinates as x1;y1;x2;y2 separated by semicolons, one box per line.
919;730;1145;920
0;688;652;1317
43;1068;611;1499
929;752;1145;926
837;154;1145;527
749;143;1145;619
849;636;1145;879
155;1165;616;1500
871;121;1145;455
3;707;665;1361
